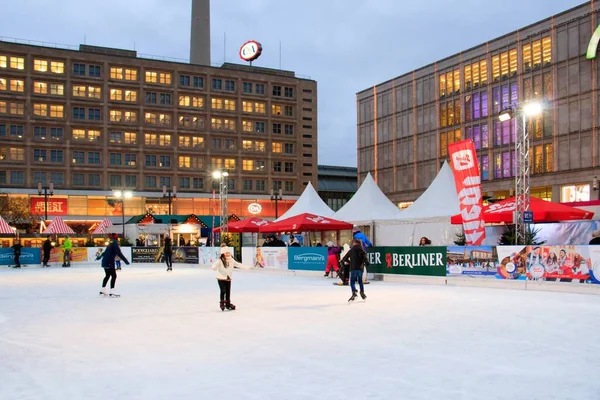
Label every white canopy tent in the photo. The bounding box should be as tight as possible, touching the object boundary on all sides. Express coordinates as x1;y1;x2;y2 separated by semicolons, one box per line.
333;172;402;224
376;161;462;246
276;181;334;221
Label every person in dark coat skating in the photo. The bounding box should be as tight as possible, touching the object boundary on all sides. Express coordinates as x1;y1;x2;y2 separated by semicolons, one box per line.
163;235;173;271
42;235;53;267
340;239;370;302
96;234;130;297
12;240;23;268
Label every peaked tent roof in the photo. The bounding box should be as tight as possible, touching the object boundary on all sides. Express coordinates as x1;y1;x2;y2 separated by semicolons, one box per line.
43;216;75;235
213;217;271;233
333;172;402;223
0;215;14;234
92;218;113;234
260;213;353;233
275;181;334;221
396;161;460;220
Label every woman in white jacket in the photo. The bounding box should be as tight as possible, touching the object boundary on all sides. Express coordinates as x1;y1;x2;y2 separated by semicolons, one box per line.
211;246;249;311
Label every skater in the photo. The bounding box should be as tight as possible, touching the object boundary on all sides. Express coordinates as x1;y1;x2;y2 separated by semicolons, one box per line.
338;243;351;285
340;239;370;302
42;235;53;267
62;236;72;267
324;241;340;277
97;234;130;297
163;235;173;271
352;226;373;248
211;246;250;311
12;239;23;268
115;255;122;271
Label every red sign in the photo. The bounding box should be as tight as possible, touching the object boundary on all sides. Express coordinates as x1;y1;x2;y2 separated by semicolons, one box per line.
448;140;486;245
30;197;68;216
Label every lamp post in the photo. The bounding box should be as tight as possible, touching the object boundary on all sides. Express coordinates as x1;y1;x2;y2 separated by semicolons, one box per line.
37;182;54;220
113;189;133;238
270;187;283;219
498;101;542;245
594;176;600;200
162;185;177;215
212;170;229;235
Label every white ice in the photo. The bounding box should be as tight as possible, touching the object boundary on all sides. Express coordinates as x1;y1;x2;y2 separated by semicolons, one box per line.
1;264;599;400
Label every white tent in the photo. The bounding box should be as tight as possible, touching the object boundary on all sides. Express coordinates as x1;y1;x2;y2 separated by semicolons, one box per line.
333;172;402;224
375;161;462;246
276;182;334;221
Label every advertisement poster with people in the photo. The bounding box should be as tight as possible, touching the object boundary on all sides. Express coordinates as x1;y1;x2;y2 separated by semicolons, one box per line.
446;246;497;276
242;247;288;269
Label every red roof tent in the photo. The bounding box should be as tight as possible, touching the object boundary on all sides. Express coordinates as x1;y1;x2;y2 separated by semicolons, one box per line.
259;213;353;233
213;217;271;233
451;196;594;224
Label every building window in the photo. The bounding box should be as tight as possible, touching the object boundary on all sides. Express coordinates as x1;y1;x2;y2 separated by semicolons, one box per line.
160;93;172;105
284;124;294;135
50;150;63;163
255;179;265;191
272;142;282;153
242;101;253;113
145;176;157;188
9;125;24;138
465;60;488;90
284;181;294;192
9;56;25;70
272;104;282;116
71;173;84;186
9;79;24;92
273;161;282;172
88;152;101;164
255;122;265;133
34;126;47;139
255;84;265;94
146;92;157;104
159;155;171;167
193;76;204;88
179;156;191;168
255;102;265;114
212;79;222;90
225;80;235;91
193;177;204;189
273;180;282;191
110;67;138;81
179;95;204;108
243;82;253;93
481;155;489;181
439;129;461;157
224;159;236;170
34;149;47;162
284;105;294;117
34;103;48;117
146;155;157;167
284;87;294;98
243;159;254;171
273;123;281;134
72;151;85;164
34;59;48;72
284;143;294;154
145;71;172;85
110;175;122;187
89;65;101;77
561;184;590;202
125;175;136;188
439;69;459;97
110;153;122;165
180;177;190;189
125;154;137;166
284;162;294;173
273;85;282;96
243;179;253;191
180;75;190;86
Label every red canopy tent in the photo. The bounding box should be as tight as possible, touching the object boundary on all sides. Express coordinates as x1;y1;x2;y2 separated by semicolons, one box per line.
451;196;594;224
213;217;271;233
259;213;353;233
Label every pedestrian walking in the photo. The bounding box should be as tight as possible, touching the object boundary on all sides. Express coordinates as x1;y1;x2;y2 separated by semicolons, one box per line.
42;235;53;267
340;239;370;302
96;234;130;297
163;235;173;272
211;246;250;311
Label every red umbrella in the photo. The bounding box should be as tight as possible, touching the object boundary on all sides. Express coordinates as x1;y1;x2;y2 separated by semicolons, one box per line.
213;217;271;233
451;196;594;224
259;213;353;233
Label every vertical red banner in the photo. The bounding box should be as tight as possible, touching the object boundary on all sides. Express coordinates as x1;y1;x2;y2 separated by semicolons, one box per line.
448;140;487;245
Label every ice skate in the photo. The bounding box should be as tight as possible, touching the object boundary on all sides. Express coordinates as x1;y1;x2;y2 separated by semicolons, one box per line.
220;300;226;311
225;301;236;311
109;288;120;298
360;291;367;300
324;272;330;277
348;291;357;303
99;287;108;296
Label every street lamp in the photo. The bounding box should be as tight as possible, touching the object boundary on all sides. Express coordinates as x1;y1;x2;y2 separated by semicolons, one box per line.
162;185;177;215
594;176;599;200
37;182;54;220
498;100;543;244
212;170;229;236
270;187;283;219
113;189;133;238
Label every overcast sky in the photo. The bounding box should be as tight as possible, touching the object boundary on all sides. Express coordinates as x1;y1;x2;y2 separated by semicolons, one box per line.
2;0;583;167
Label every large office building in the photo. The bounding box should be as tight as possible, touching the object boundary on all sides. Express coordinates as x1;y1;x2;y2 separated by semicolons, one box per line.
358;1;600;208
0;41;317;221
317;165;357;211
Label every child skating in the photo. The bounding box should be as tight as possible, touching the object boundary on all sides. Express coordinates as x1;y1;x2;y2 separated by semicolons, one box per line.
211;246;250;311
97;234;130;297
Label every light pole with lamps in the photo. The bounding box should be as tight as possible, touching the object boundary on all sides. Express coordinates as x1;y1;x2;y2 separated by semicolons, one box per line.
162;185;177;215
113;189;133;239
212;170;229;236
37;182;54;220
270;187;283;219
498;101;542;245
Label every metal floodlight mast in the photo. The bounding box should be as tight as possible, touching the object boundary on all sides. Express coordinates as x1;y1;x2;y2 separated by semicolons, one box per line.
514;110;530;245
219;171;229;236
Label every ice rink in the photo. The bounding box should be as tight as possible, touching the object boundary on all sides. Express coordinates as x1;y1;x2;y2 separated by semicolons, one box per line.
1;264;599;400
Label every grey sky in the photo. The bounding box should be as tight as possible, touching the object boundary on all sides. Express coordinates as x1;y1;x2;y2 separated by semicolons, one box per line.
2;0;584;167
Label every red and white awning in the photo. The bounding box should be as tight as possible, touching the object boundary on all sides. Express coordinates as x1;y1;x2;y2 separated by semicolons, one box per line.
0;215;14;234
43;217;75;235
92;218;113;234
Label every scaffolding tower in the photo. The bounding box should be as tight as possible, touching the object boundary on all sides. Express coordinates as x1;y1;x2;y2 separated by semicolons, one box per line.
514;112;531;245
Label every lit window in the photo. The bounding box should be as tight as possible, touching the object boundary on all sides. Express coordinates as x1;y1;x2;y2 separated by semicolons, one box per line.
523;43;532;70
110;67;123;80
509;49;517;76
0;56;6;68
88;86;102;99
9;102;24;115
464;65;471;89
439;74;447;97
272;104;282;116
10;79;24;92
446;72;452;95
211;98;223;109
50;61;64;74
51;83;64;96
145;113;156;125
192;137;204;148
223;99;235;111
500;51;509;78
73;85;86;97
124;111;136;122
145;71;157;83
192;96;203;108
34;59;48;72
272;142;282;153
480;60;488;85
0;101;5;114
73;129;85;140
0;78;5;91
224;159;235;170
453;70;460;93
242;101;253;113
242;121;253;132
50;105;63;118
110;110;122;122
88;130;100;141
33;103;48;117
125;69;137;81
542;37;551;65
179;95;191;107
224;119;235;131
255;102;265;113
158;114;171;126
492;55;500;82
532;40;542;68
125;90;137;102
561;184;589;203
110;89;123;101
179;156;191;168
211;118;223;130
10;57;24;70
124;132;136;144
159;72;171;84
243;159;254;171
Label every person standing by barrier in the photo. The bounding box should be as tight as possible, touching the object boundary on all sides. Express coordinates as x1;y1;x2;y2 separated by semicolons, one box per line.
352;226;373;248
42;235;53;267
12;239;23;268
62;236;72;268
324;241;340;277
163;235;173;272
340;239;370;302
97;234;130;297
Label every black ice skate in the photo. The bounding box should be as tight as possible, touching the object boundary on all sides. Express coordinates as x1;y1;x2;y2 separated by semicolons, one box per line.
360;291;367;300
220;300;226;311
348;291;357;303
226;301;236;311
324;272;330;277
109;289;120;297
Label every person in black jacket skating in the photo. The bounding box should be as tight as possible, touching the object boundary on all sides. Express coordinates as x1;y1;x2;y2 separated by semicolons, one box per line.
96;234;130;297
42;235;53;267
12;240;23;268
340;239;370;302
163;235;173;271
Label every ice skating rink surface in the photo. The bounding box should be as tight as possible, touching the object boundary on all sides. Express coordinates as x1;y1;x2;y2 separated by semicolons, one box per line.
1;264;599;400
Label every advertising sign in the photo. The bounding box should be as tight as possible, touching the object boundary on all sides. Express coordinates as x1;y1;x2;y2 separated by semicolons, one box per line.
366;247;447;277
448;140;486;245
49;247;88;263
0;247;41;265
172;247;199;264
239;40;263;62
242;246;287;269
446;246;497;276
131;247;161;263
30;197;68;216
287;247;327;271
